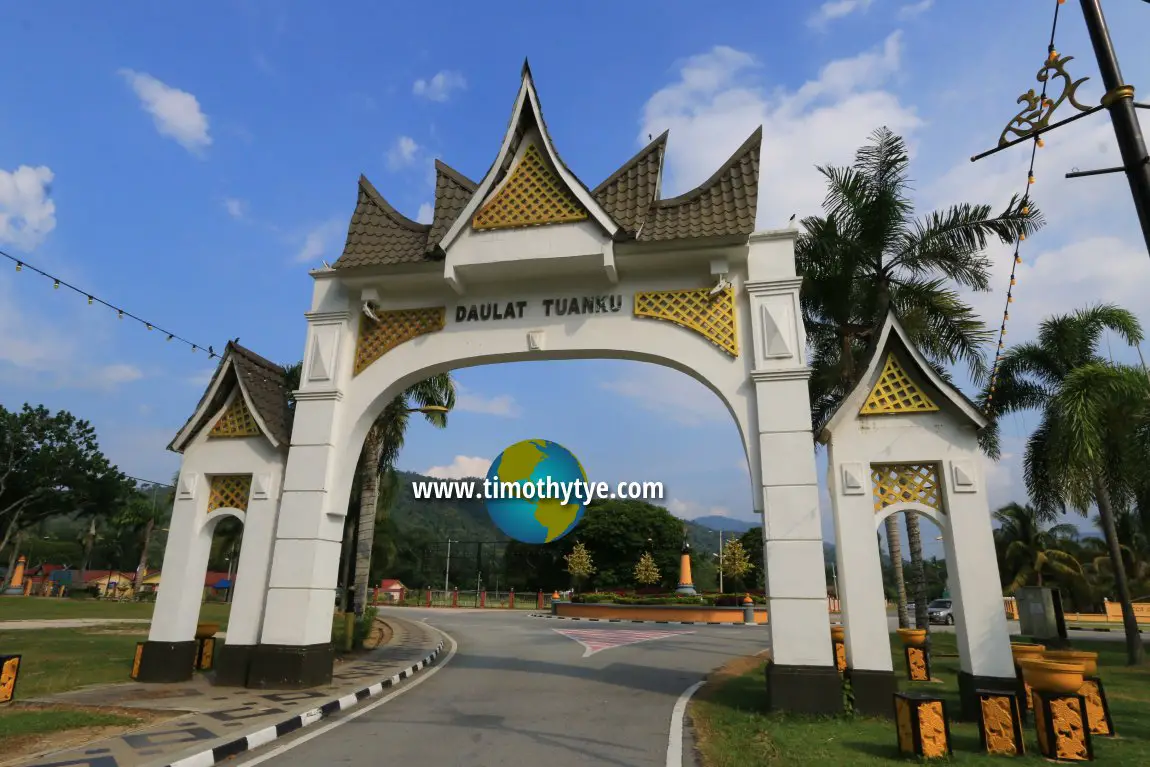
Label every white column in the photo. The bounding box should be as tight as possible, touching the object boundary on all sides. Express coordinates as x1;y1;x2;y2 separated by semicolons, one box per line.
148;471;212;643
745;239;834;668
259;310;352;647
222;473;280;645
828;456;893;672
941;457;1015;679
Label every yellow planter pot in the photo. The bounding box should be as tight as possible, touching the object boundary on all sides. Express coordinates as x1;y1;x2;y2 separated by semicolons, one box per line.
897;628;927;647
195;622;220;639
1018;659;1086;695
1043;650;1098;678
830;625;845;642
1010;642;1045;664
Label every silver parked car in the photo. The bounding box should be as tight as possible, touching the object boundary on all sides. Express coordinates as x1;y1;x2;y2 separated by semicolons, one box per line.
927;598;954;625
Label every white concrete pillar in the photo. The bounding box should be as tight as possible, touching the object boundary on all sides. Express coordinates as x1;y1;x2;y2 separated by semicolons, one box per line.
940;457;1014;680
148;471;213;643
222;473;279;646
827;457;893;673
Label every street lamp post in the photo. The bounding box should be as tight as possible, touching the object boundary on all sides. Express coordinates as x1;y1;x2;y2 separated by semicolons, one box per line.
717;530;724;594
444;538;457;592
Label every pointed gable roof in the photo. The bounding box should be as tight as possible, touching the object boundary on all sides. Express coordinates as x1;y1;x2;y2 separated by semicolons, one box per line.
636;127;761;242
592;131;667;235
819;311;988;442
426;160;478;255
169;342;293;452
334;175;431;269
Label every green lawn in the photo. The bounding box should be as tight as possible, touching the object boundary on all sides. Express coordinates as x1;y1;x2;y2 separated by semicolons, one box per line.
0;598;233;627
690;633;1150;765
0;707;140;740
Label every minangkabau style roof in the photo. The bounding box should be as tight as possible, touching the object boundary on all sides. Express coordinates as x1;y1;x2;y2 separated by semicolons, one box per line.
818;311;989;443
331;60;762;271
168;341;293;452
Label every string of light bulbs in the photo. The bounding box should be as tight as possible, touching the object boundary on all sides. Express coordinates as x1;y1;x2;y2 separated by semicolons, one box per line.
1;248;220;359
985;0;1065;414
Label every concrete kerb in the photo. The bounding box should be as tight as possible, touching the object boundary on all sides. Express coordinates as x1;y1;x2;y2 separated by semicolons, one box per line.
1067;625;1147;634
527;612;763;627
165;641;444;767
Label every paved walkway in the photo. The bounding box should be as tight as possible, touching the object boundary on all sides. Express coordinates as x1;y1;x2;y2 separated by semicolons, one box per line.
14;616;442;767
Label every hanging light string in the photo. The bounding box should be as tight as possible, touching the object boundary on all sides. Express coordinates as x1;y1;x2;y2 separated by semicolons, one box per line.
1;248;219;359
986;0;1065;414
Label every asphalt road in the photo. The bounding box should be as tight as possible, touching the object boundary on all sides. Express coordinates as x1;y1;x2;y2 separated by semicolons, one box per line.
233;608;768;767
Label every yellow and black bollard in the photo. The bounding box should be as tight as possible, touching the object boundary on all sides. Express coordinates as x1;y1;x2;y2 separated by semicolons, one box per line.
975;689;1026;756
1044;651;1114;738
1020;658;1093;762
831;625;847;674
897;629;930;682
893;691;952;759
0;655;22;703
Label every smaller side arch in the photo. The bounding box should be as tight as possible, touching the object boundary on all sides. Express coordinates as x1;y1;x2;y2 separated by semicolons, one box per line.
873;502;947;533
201;508;247;535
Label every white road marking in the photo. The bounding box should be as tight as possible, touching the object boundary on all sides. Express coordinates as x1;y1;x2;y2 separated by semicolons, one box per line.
666;680;705;767
552;628;694;657
235;626;458;766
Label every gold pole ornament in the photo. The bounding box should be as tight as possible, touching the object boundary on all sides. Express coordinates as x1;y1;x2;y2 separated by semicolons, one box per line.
998;54;1093;147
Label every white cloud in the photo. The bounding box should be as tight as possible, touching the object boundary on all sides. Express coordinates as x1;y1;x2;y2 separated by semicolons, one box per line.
119;69;211;153
416;202;434;224
387;136;420;170
808;0;873;28
424;455;491;480
223;197;246;219
412;71;466;102
294;219;346;264
455;384;521;417
667;498;737;520
600;367;728;427
897;0;934;19
0;165;57;251
640;33;921;227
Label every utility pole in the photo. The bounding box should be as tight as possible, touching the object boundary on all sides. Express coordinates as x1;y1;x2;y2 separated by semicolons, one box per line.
444;538;456;592
1077;0;1150;256
717;530;724;594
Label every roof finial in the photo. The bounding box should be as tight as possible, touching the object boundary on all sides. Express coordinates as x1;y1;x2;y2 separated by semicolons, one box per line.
521;57;532;80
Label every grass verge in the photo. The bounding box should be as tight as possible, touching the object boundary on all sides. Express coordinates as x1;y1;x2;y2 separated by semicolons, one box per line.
0;597;232;626
690;632;1150;765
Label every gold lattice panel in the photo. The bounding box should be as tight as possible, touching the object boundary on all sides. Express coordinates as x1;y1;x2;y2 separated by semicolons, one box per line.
859;352;939;415
209;394;261;438
633;286;738;357
872;464;942;513
355;307;446;376
208;474;251;513
472;144;588;230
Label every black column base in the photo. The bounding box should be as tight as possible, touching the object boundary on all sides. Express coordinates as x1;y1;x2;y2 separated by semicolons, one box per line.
849;668;898;718
212;644;255;686
957;671;1016;721
246;643;333;690
134;640;196;683
764;662;844;716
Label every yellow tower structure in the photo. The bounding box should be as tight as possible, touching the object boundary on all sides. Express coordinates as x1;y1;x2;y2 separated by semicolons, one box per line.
3;556;26;596
676;538;696;596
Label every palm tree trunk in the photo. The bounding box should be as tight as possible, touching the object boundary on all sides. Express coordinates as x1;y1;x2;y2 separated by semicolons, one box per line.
906;511;929;633
1095;479;1146;665
886;515;911;628
352;424;385;615
136;517;154;586
81;517;97;579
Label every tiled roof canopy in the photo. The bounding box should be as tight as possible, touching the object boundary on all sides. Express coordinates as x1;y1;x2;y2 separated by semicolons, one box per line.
168;342;294;452
330;67;762;271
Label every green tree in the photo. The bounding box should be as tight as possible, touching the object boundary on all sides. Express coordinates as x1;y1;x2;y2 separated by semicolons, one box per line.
564;541;596;591
284;361;455;614
992;502;1084;592
796;127;1041;627
738;527;765;591
634;551;661;586
984;304;1146;664
113;482;174;586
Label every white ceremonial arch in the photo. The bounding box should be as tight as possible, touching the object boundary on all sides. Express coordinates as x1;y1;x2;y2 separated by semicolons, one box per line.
137;61;1014;717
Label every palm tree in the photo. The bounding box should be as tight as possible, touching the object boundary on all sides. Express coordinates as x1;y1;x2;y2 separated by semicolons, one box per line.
992;502;1084;592
984;304;1146;664
283;362;455;615
797;126;1042;626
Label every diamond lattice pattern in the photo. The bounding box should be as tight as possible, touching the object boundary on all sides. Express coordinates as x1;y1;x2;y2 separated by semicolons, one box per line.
860;353;939;415
634;286;738;357
209;394;261;438
208;474;252;513
472;144;588;230
871;464;942;513
355;306;446;376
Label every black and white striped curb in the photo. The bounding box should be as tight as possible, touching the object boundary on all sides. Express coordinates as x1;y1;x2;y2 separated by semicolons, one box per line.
527;613;761;626
1067;625;1147;634
166;641;444;767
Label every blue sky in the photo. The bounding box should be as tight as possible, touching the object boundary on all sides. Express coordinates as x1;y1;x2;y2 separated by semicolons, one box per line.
3;0;1150;560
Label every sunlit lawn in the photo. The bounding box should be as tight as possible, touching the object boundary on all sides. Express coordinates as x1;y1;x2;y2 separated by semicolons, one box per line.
691;632;1150;765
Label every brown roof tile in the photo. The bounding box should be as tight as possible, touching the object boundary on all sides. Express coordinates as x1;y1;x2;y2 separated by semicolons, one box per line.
333;176;431;269
168;342;293;452
426;160;477;254
637;127;761;242
593;131;666;235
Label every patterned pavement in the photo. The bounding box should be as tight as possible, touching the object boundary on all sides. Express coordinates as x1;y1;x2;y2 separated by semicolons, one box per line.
15;617;442;767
